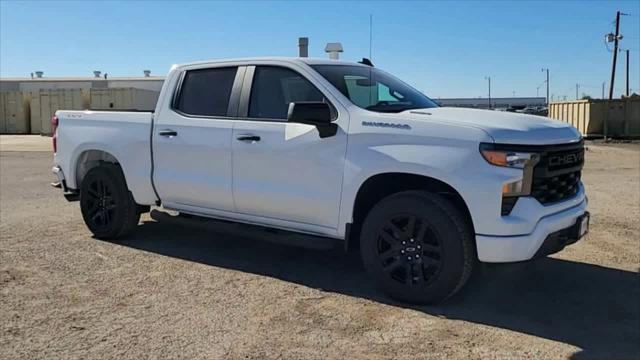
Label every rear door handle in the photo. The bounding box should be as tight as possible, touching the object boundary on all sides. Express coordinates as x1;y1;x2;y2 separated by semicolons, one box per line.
158;129;178;137
236;134;260;142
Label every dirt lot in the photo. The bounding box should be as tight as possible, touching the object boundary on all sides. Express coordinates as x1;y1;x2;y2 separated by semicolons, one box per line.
1;135;638;359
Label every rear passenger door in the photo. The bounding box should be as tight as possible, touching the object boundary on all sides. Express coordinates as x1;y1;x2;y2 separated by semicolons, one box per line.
231;65;348;233
152;66;243;212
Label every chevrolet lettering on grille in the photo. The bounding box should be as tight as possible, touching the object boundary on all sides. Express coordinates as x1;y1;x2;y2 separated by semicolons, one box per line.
548;152;583;167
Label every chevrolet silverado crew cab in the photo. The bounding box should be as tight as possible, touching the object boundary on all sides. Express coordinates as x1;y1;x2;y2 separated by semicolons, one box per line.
52;57;589;304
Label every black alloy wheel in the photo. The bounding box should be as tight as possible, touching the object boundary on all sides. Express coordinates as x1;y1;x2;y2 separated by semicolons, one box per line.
84;177;117;231
80;164;140;240
376;215;443;286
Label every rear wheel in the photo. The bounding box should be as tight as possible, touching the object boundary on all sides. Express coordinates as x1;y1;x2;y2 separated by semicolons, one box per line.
80;164;140;240
360;191;475;304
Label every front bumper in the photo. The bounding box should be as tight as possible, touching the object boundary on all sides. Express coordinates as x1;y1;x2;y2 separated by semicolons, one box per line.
476;197;588;262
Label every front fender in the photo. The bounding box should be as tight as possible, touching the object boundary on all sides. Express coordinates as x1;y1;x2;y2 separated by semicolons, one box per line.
338;136;518;238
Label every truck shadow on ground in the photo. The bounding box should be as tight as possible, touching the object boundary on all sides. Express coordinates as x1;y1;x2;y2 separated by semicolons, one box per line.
114;217;640;360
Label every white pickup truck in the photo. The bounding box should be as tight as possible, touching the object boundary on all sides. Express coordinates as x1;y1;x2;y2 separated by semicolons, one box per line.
52;57;589;304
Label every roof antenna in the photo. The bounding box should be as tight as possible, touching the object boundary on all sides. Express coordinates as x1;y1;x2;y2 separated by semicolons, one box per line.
367;14;374;106
369;14;372;60
359;15;374;67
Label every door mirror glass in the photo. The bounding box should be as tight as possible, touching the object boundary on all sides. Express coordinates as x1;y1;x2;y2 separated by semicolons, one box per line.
287;102;337;138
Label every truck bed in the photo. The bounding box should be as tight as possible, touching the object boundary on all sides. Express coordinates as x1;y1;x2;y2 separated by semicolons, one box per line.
53;110;158;205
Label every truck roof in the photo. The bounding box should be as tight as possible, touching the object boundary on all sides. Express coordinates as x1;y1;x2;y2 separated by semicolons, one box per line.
173;57;369;70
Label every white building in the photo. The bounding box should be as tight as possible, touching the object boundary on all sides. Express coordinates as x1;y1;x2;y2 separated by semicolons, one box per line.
0;76;164;92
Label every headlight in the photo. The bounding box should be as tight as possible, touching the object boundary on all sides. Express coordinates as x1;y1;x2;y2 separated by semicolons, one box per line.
480;148;539;169
480;143;541;215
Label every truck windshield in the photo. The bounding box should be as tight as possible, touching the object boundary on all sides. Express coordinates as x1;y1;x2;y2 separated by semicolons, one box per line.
311;65;438;113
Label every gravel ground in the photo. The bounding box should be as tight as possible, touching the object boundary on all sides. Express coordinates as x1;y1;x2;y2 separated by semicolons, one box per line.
0;136;638;359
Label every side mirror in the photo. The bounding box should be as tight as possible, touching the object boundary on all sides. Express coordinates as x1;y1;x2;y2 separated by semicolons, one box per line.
287;102;337;138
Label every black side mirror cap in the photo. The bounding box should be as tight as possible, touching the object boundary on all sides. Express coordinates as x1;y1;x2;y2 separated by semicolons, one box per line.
287;102;337;138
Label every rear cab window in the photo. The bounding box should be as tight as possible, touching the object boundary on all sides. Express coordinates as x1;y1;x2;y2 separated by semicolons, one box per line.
174;67;237;116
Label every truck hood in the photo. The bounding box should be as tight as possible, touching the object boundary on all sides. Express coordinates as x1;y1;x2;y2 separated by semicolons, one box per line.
403;107;582;145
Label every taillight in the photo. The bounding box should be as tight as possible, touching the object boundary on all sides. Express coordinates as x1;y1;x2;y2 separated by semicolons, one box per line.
51;116;59;153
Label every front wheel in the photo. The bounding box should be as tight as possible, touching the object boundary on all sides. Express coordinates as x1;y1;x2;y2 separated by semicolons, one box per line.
79;164;140;240
360;191;475;304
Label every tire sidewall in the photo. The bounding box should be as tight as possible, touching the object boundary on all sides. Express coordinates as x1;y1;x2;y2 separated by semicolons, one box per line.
360;191;471;304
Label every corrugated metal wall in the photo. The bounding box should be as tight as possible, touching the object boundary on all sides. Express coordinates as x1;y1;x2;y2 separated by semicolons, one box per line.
89;88;159;111
548;98;640;137
29;89;88;135
1;87;159;136
0;91;30;134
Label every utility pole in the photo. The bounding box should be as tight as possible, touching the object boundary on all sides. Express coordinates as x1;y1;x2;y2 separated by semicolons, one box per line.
606;11;622;140
602;82;606;99
576;84;580;100
485;76;491;109
625;49;630;97
542;68;549;105
536;86;540;97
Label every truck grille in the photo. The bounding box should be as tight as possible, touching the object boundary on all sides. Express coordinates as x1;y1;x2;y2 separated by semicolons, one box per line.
531;170;581;204
531;141;584;205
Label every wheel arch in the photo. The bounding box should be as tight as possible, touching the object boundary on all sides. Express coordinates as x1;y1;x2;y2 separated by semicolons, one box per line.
74;149;122;190
347;172;475;251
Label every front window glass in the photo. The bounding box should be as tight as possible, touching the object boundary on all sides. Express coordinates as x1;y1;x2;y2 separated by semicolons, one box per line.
249;66;325;119
311;65;438;113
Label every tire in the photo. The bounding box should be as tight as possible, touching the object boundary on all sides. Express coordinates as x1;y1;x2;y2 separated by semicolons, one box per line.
360;190;475;304
79;164;140;240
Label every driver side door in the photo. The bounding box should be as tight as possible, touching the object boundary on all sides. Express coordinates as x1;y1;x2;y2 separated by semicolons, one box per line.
231;65;348;234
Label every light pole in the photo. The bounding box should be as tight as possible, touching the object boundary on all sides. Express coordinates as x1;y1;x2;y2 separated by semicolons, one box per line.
625;49;630;97
541;68;549;105
536;86;540;97
484;76;491;109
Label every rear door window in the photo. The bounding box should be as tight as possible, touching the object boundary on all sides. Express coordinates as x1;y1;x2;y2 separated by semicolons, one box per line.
175;67;237;116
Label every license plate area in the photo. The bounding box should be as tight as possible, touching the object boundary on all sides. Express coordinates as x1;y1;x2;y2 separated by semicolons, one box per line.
575;212;590;239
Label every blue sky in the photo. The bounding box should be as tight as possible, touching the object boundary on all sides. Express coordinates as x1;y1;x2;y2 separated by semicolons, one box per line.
1;0;639;99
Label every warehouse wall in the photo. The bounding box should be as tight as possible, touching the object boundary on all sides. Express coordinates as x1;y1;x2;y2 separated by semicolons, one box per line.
1;87;161;135
107;80;163;92
19;81;93;91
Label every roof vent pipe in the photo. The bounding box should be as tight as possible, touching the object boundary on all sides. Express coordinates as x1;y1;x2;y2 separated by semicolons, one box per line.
143;70;151;77
93;71;101;78
298;37;309;58
35;71;44;78
324;43;343;60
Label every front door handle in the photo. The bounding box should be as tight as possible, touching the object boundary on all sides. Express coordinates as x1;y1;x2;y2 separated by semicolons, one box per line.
158;129;178;137
236;134;261;142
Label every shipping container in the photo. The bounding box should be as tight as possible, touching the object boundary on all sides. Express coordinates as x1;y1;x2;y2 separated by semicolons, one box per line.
548;98;640;137
0;91;30;134
89;88;159;111
29;89;87;135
